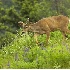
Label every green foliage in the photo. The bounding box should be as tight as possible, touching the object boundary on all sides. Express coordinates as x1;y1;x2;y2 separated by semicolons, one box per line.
0;0;70;48
0;22;16;48
0;31;15;48
0;3;21;48
0;31;70;69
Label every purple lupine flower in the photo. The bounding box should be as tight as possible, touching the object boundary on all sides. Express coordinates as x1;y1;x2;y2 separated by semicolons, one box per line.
7;61;10;68
24;47;30;52
14;53;19;61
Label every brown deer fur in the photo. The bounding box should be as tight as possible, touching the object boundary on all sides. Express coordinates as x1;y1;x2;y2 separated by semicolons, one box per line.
18;15;70;43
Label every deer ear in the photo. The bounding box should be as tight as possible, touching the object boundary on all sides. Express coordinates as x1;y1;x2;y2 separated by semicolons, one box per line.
18;21;23;24
18;21;26;27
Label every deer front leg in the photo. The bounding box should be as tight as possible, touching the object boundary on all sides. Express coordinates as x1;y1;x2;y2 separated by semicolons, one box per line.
46;31;50;43
34;33;39;44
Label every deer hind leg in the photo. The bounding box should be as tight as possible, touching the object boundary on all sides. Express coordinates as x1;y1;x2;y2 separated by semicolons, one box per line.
66;29;70;34
61;27;70;38
61;30;69;45
62;28;70;38
61;31;68;39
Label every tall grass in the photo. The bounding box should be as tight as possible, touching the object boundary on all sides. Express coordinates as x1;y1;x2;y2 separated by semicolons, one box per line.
0;31;70;69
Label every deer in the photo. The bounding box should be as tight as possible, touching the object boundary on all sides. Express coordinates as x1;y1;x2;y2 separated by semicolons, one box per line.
18;15;70;44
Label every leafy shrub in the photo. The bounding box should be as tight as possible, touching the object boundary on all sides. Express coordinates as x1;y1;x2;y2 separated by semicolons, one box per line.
0;31;15;48
0;31;70;69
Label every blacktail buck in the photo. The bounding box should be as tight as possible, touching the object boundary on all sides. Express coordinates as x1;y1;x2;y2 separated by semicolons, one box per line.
18;15;70;43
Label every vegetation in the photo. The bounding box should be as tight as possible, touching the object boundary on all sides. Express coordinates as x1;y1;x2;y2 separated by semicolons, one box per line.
0;31;70;69
0;0;70;48
0;0;70;69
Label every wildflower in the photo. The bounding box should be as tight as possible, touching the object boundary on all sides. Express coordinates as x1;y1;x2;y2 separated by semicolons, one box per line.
14;53;19;61
7;61;10;68
24;47;29;52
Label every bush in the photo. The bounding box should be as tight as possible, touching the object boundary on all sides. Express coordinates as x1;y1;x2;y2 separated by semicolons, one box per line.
0;31;15;48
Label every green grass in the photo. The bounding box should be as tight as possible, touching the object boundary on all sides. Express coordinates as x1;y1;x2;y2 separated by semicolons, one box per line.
0;31;70;69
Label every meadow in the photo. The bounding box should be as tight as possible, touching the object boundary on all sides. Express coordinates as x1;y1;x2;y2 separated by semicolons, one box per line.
0;30;70;69
0;0;70;69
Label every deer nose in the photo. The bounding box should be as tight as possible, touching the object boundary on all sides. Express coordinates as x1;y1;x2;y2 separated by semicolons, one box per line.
22;32;25;34
22;30;26;34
